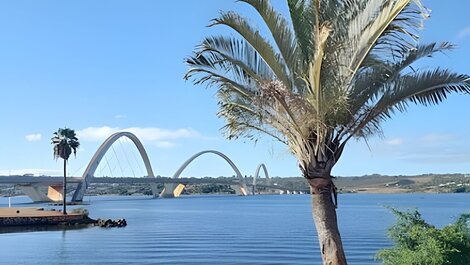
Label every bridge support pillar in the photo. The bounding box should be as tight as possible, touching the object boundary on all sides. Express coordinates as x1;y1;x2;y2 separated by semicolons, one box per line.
19;184;51;202
231;185;248;196
150;183;159;198
47;185;64;202
160;183;176;198
173;184;185;197
160;183;186;198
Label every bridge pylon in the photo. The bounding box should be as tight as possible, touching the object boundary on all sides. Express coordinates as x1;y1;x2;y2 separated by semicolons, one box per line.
163;150;249;197
252;163;270;195
160;183;186;198
71;132;156;202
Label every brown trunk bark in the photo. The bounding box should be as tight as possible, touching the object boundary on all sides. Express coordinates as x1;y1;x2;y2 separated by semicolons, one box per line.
309;179;347;265
63;159;67;215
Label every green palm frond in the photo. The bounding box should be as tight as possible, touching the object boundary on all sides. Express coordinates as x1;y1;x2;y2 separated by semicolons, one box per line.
186;67;255;99
287;0;315;66
346;42;456;134
186;37;270;83
396;42;454;73
210;11;291;88
395;69;470;106
347;0;428;77
355;69;470;138
240;0;299;75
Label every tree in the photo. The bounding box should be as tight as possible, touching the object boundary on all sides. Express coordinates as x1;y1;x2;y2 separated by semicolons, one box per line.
376;208;470;265
51;128;79;215
185;0;470;264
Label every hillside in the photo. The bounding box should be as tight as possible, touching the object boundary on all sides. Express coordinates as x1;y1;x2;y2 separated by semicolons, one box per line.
334;173;470;193
269;173;470;194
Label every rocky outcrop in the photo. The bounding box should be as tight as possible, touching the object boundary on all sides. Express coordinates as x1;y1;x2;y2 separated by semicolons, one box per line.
96;218;127;228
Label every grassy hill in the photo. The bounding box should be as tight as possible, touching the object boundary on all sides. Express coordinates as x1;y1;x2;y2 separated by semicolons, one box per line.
269;173;470;194
334;173;470;193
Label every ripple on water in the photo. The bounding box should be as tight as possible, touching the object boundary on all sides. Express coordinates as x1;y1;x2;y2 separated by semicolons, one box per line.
0;194;468;264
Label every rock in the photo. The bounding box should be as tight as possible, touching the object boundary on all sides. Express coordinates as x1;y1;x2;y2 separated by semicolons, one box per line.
96;218;127;228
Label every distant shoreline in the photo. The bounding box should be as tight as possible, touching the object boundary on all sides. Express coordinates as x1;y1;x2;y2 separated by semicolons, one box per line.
0;173;468;199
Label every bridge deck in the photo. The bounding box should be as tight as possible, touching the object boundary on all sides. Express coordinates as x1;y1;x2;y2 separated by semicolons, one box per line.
0;176;83;185
0;176;278;188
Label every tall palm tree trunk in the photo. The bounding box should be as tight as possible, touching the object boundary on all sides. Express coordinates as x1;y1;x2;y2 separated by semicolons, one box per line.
310;179;347;265
63;159;67;215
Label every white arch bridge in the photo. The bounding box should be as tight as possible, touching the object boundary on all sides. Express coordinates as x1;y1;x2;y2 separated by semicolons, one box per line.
2;132;277;202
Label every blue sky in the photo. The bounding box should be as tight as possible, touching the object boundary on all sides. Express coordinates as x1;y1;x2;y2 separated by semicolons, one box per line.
0;0;469;178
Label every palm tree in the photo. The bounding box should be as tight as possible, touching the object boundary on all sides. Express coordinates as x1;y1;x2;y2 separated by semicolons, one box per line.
185;0;470;264
52;128;79;215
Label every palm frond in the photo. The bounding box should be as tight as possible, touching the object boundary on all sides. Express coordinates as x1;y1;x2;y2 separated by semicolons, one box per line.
354;69;470;138
210;11;290;88
346;42;455;132
239;0;299;76
287;0;316;65
397;42;454;73
186;67;256;99
347;0;428;78
51;128;80;160
187;36;273;83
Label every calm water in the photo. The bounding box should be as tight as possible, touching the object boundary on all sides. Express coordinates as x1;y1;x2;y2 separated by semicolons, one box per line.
0;194;468;264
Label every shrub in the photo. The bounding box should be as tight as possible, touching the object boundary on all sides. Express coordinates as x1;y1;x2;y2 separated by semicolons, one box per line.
376;208;470;265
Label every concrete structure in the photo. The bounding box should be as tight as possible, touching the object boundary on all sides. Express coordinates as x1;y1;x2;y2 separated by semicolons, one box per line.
71;132;155;202
1;175;282;202
47;185;65;202
14;178;81;203
252;163;270;195
18;184;51;202
160;150;249;198
1;132;275;202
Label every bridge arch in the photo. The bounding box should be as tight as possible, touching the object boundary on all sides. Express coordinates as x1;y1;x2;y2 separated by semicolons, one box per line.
162;150;248;197
71;132;155;202
252;163;270;195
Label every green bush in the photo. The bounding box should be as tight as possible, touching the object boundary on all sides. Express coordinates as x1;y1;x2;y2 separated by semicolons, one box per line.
376;208;470;265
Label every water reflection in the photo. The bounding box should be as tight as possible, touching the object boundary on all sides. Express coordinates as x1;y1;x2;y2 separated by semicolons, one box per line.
0;223;94;234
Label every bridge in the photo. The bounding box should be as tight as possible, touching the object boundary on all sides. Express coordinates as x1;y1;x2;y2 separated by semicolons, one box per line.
0;132;277;203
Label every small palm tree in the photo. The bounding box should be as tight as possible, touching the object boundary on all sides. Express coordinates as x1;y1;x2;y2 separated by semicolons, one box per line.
52;128;79;215
185;0;470;264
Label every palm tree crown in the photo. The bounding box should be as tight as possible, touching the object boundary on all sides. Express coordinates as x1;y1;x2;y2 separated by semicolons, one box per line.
52;128;80;161
185;0;470;179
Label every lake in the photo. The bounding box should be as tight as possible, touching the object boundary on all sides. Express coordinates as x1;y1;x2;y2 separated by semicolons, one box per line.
0;194;468;264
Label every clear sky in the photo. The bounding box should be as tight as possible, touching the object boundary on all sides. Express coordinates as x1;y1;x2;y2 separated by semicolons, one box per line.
0;0;469;178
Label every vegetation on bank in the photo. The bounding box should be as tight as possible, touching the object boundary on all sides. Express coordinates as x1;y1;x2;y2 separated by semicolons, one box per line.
1;173;469;197
183;184;235;195
377;208;470;265
335;174;470;193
